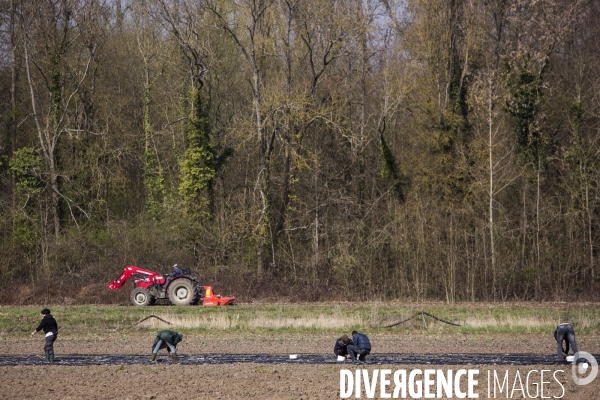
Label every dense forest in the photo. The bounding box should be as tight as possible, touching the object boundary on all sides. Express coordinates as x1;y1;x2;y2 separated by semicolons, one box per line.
1;0;599;304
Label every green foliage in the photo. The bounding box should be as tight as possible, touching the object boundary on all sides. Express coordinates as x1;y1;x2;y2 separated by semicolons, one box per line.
12;216;38;254
569;101;584;130
179;87;217;219
9;147;42;194
564;101;597;213
504;58;547;166
50;54;63;127
142;81;167;221
8;148;43;259
379;132;408;202
435;58;469;154
429;58;471;203
179;147;215;217
143;149;166;220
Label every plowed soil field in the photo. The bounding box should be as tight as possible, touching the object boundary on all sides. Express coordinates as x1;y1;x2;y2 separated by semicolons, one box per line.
2;332;599;399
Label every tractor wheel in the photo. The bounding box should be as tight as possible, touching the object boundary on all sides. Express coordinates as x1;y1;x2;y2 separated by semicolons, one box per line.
190;286;202;305
168;279;198;306
130;287;154;307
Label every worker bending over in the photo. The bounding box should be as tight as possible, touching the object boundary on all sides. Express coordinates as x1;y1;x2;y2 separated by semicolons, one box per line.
334;334;353;358
554;322;579;362
347;330;371;362
151;330;183;361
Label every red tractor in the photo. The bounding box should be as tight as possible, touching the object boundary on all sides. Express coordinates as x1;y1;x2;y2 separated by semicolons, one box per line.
108;266;236;307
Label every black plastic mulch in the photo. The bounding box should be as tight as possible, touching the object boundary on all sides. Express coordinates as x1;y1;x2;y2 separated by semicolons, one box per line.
2;353;594;366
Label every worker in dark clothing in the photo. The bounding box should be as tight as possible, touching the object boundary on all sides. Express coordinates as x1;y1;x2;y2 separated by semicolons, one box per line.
171;264;183;277
165;264;183;285
554;322;579;362
347;330;371;362
31;308;58;364
334;334;353;358
151;330;183;361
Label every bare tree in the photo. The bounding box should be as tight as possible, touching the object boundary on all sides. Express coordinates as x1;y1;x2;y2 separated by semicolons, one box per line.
22;0;105;239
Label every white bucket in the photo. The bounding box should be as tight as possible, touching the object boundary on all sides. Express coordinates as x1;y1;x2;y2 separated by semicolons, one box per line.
566;356;575;363
337;355;346;362
289;354;298;359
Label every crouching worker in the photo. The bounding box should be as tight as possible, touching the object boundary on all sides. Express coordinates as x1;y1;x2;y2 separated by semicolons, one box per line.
347;330;371;362
334;334;353;358
554;322;579;362
151;330;183;361
31;308;58;364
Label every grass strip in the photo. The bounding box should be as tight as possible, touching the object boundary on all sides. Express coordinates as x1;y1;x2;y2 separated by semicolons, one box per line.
1;303;599;336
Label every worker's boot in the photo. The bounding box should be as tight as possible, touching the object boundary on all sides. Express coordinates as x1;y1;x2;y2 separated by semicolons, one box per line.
170;352;178;361
151;353;157;361
44;351;49;362
48;353;54;364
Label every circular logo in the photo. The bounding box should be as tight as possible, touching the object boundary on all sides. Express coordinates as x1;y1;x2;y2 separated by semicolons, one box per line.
572;351;598;386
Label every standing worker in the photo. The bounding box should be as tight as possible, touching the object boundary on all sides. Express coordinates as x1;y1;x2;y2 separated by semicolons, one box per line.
554;322;579;362
347;330;371;362
31;308;58;364
151;330;183;361
334;334;353;358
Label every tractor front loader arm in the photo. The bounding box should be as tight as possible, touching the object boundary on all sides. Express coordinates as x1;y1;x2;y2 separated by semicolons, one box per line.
108;266;163;290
